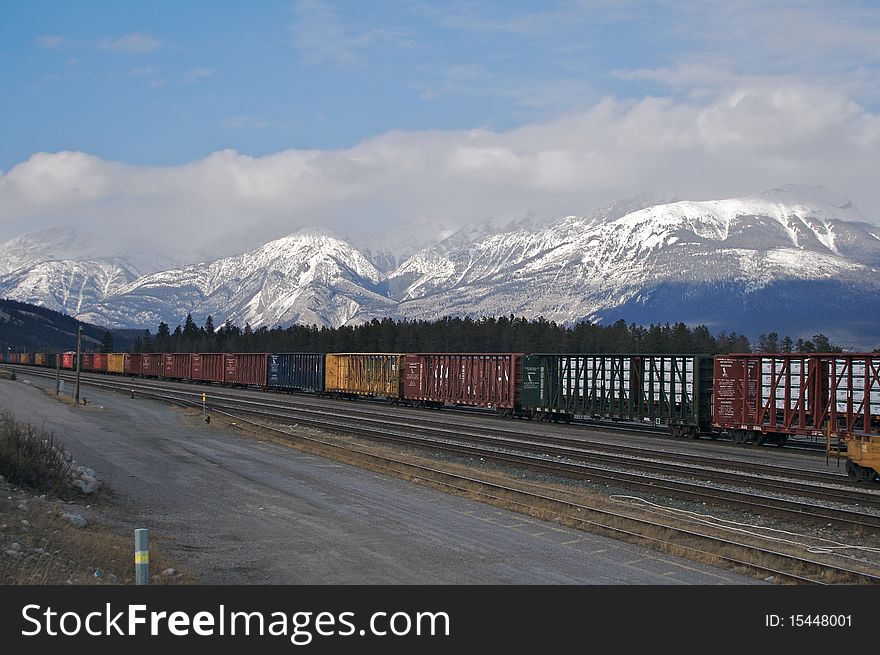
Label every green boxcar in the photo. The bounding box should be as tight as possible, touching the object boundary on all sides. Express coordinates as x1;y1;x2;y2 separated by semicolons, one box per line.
522;354;714;436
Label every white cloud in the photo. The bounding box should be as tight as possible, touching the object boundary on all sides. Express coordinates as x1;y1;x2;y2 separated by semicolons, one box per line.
291;0;410;65
221;116;270;129
181;67;215;84
2;82;879;253
98;32;162;55
34;35;65;49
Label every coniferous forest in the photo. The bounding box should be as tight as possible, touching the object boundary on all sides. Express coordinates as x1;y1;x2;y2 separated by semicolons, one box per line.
129;313;850;355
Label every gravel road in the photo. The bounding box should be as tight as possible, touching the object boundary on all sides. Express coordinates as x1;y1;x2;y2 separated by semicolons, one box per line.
0;375;760;584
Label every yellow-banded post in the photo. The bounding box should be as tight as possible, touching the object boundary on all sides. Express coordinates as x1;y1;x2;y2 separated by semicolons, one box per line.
135;528;149;585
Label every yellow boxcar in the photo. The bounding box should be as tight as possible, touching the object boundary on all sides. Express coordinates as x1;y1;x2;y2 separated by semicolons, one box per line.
324;353;405;400
34;353;47;366
107;353;125;374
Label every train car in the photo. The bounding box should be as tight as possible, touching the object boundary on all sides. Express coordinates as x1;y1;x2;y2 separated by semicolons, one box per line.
44;353;58;369
34;353;47;366
92;353;108;373
713;355;880;478
324;353;405;400
268;353;324;393
223;353;268;386
80;353;95;372
403;353;522;415
61;352;75;369
124;353;142;376
522;354;713;435
164;353;192;380
191;353;225;383
107;353;125;374
141;353;165;377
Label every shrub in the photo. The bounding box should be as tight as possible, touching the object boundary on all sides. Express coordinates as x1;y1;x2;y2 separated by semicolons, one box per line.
0;412;72;496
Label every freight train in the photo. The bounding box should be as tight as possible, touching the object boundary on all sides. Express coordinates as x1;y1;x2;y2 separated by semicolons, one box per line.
4;350;878;481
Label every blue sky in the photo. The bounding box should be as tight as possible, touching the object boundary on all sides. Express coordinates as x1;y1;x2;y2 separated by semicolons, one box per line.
1;1;880;249
0;0;678;167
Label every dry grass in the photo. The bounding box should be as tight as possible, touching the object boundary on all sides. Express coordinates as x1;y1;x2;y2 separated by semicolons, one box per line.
0;411;73;497
0;398;190;585
1;495;193;585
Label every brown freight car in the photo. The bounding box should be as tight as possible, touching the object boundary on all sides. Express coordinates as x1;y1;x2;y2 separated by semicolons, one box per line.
223;353;268;386
92;353;108;373
404;353;522;416
141;353;164;377
124;353;142;376
713;353;880;457
192;353;225;383
164;353;192;380
80;353;95;372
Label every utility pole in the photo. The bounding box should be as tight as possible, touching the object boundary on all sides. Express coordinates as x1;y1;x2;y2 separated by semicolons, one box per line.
75;325;82;405
55;351;61;395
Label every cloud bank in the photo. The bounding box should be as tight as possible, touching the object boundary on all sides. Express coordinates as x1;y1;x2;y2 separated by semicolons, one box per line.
2;80;879;255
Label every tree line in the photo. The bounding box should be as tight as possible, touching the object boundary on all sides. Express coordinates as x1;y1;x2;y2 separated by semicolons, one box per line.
127;314;850;355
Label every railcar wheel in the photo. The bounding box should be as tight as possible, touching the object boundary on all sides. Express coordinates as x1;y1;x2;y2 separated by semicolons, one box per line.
753;432;765;447
846;459;859;479
858;465;879;483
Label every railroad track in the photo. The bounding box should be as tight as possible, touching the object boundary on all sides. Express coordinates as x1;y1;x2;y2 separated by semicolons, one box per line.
12;365;880;584
17;367;880;533
179;400;880;585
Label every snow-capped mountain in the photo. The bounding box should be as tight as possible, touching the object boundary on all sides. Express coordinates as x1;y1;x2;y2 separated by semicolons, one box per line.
0;226;189;316
78;231;394;329
384;185;880;345
1;186;878;346
0;226;185;277
0;259;140;316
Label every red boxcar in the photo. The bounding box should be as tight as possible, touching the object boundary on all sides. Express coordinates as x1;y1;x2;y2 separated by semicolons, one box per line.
141;353;165;377
61;352;75;369
223;353;268;386
712;353;880;446
92;353;108;372
80;353;95;372
124;353;142;376
163;353;192;380
403;353;523;414
191;353;225;383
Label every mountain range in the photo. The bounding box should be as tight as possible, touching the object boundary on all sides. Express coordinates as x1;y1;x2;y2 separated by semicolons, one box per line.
1;185;878;348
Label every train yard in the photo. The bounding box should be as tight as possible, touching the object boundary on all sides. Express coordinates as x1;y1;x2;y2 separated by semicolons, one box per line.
6;363;880;585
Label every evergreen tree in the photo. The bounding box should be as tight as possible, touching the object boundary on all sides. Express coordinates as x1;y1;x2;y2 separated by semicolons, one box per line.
101;330;115;353
204;315;215;335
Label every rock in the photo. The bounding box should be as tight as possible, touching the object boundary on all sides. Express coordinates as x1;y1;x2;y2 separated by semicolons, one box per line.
17;503;27;510
4;549;22;560
62;513;88;528
161;568;176;577
106;573;119;583
20;520;30;527
72;473;99;494
9;542;21;551
31;547;44;554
